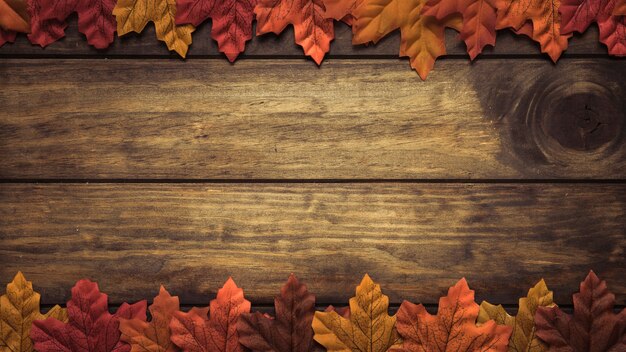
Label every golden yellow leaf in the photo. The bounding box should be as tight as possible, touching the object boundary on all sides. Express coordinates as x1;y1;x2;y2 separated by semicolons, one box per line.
113;0;195;57
0;272;67;352
478;279;555;352
312;274;399;352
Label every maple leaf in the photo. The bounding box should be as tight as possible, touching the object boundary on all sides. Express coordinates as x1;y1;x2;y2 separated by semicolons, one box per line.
352;0;462;80
237;274;316;352
255;0;335;65
534;271;626;352
421;0;497;59
169;277;251;352
615;0;626;14
30;279;147;352
175;0;256;62
27;0;116;48
395;278;512;352
0;272;67;352
490;0;571;61
312;274;399;352
0;0;29;32
560;0;626;56
113;0;195;57
119;286;179;352
478;280;555;352
322;0;362;24
0;28;17;46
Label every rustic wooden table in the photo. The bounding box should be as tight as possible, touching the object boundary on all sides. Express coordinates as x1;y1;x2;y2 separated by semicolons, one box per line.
0;21;624;309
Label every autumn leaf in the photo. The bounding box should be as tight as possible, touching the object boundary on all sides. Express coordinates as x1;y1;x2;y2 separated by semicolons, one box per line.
421;0;497;59
0;28;17;46
395;278;512;352
615;0;626;14
478;280;555;352
237;274;316;352
322;0;361;24
31;279;147;352
535;271;626;352
312;274;399;352
169;277;251;352
27;0;116;48
0;272;67;352
352;0;462;80
255;0;335;65
119;286;179;352
175;0;256;61
560;0;626;56
491;0;571;61
0;0;29;32
113;0;195;57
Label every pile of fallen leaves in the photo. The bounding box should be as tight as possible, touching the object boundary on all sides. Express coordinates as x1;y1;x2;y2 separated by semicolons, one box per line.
0;0;625;78
0;271;623;351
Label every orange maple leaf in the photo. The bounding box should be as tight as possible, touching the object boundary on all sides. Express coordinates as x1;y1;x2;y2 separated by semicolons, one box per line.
422;0;497;59
322;0;362;23
491;0;571;61
394;279;513;351
352;0;462;80
255;0;335;64
119;286;180;352
615;0;626;14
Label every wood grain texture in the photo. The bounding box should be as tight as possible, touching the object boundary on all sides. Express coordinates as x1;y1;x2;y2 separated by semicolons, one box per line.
0;20;609;57
0;183;623;305
1;59;624;180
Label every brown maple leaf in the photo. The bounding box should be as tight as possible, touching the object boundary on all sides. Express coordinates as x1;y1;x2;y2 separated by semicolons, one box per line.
352;0;462;80
394;278;512;351
615;0;626;14
255;0;335;64
119;286;179;352
491;0;571;61
0;0;29;32
312;274;399;352
535;271;626;352
237;274;316;352
169;278;251;352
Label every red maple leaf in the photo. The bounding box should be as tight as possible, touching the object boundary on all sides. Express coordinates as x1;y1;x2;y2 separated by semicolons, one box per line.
255;0;335;65
30;279;147;352
237;274;316;352
0;29;16;46
175;0;257;62
394;279;512;351
27;0;117;48
560;0;626;55
169;277;251;352
535;271;626;352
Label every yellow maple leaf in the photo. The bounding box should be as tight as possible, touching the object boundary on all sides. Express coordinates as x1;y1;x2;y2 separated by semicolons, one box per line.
0;272;67;352
113;0;195;57
352;0;461;80
478;279;556;352
312;274;399;352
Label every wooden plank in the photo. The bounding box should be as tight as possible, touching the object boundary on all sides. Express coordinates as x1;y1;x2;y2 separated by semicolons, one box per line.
1;59;624;180
0;183;623;305
0;20;609;57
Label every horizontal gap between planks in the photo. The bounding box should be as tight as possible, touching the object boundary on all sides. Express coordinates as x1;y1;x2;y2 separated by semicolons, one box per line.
1;179;624;184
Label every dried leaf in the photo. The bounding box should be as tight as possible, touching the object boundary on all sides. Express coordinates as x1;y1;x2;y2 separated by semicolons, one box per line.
0;28;17;46
175;0;256;61
113;0;195;57
237;274;316;352
615;0;626;14
255;0;335;65
119;286;179;352
27;0;116;48
395;278;512;352
478;280;555;352
312;274;399;352
31;279;147;352
422;0;497;59
169;278;251;352
491;0;570;61
535;271;626;352
560;0;626;56
352;0;462;80
0;272;67;352
0;0;29;32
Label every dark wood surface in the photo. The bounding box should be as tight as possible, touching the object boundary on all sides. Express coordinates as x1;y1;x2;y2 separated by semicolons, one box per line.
0;20;624;308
